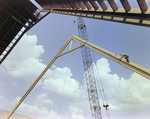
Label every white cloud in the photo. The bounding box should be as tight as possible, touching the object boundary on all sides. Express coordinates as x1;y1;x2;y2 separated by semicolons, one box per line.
68;101;91;119
0;34;45;87
41;58;150;119
1;56;150;119
43;66;83;102
0;95;51;118
34;93;54;106
68;105;85;119
0;33;88;119
94;58;150;119
0;33;150;119
10;34;44;60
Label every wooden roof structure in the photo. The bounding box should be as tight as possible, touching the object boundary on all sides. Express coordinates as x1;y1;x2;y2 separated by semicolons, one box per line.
0;0;150;64
0;0;49;64
35;0;148;13
37;0;150;27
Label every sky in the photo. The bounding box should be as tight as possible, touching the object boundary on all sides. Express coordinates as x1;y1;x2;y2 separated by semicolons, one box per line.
0;0;150;119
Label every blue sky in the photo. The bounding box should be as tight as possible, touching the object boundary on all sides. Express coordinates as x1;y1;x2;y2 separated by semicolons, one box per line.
0;1;150;119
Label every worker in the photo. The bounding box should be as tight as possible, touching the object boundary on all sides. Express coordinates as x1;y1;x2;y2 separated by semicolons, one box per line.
120;53;129;63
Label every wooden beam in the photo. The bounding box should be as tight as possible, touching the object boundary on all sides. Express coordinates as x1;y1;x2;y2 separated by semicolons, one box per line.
78;1;85;9
74;2;81;9
120;0;131;12
71;35;150;80
65;3;72;9
137;0;148;13
83;0;92;10
6;35;72;119
107;0;118;11
47;8;150;27
89;0;99;10
53;0;64;9
97;0;108;11
61;3;68;9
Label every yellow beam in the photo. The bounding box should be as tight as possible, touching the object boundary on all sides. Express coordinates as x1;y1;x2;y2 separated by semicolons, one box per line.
6;38;72;119
6;35;150;119
71;35;150;80
58;45;84;58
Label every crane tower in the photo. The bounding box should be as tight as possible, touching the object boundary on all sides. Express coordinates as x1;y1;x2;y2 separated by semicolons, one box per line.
77;17;102;119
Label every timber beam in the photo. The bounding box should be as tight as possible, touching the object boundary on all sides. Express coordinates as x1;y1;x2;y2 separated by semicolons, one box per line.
6;35;150;118
71;35;150;80
44;8;150;27
6;36;72;119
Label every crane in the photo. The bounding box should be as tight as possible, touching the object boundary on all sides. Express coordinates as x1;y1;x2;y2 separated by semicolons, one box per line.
6;20;150;119
6;34;150;119
77;17;102;119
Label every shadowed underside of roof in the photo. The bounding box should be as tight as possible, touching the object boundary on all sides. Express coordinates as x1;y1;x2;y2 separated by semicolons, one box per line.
0;0;40;64
37;0;150;28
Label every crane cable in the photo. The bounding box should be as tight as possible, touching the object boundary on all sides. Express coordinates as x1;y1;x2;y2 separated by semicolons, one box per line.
57;54;71;119
60;20;76;49
91;50;108;103
84;22;107;104
91;50;111;119
57;20;76;119
86;29;105;105
84;25;105;111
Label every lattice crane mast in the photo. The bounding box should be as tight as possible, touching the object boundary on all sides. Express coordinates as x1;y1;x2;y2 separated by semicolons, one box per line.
77;17;102;119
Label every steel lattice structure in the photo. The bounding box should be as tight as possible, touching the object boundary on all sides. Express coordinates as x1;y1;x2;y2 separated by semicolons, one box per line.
77;17;102;119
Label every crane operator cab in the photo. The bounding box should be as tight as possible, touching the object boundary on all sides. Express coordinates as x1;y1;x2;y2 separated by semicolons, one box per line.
103;104;109;110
